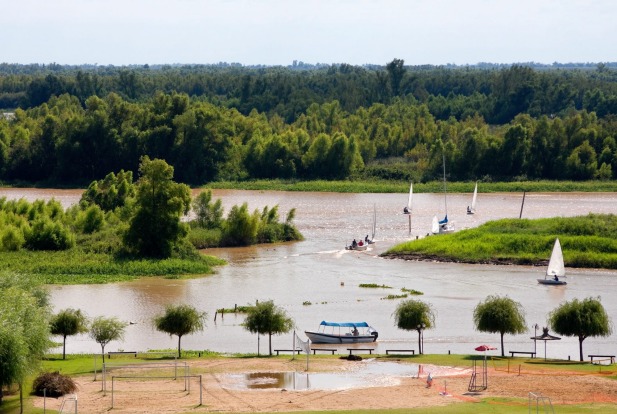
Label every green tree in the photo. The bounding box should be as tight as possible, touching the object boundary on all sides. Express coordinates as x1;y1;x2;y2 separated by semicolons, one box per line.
153;304;206;358
192;190;223;229
243;300;295;356
0;276;50;409
473;295;526;357
548;297;613;361
80;170;135;211
386;58;406;97
89;316;127;361
566;141;598;179
124;156;192;258
50;308;89;360
393;299;436;354
221;203;259;246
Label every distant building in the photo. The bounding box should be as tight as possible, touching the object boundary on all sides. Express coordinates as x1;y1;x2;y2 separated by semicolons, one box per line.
1;112;15;120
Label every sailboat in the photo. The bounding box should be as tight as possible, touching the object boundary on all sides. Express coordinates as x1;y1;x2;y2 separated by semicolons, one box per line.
368;204;376;244
467;182;478;215
432;155;455;234
403;182;413;234
537;238;567;285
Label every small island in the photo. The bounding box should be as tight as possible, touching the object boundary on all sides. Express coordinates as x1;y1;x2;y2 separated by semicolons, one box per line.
382;213;617;269
0;157;302;284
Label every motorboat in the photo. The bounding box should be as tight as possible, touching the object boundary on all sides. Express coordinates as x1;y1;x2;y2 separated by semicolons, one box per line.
345;240;368;250
305;321;378;344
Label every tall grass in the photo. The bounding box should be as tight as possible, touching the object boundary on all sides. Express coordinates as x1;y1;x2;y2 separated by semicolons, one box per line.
205;179;617;194
384;214;617;269
0;250;225;284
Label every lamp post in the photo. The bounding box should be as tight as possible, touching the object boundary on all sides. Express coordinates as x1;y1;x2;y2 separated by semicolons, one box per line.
417;323;426;354
533;324;539;354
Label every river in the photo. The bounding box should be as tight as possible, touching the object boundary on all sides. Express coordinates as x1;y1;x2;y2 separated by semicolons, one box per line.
2;187;616;360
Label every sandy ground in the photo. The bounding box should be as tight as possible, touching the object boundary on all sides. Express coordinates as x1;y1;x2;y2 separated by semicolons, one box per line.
33;356;617;413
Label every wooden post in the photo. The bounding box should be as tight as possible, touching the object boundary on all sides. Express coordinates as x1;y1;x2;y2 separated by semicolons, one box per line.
519;191;526;219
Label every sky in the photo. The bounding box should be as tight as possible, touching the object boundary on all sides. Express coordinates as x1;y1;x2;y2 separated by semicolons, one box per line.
2;0;616;66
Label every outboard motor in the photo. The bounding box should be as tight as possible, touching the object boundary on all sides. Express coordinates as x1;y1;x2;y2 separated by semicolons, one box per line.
371;330;379;340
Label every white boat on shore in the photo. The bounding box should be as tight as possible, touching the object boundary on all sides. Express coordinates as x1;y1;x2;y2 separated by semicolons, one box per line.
305;321;378;344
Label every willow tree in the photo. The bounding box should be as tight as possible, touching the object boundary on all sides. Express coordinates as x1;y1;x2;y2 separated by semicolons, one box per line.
243;301;295;356
50;308;89;360
0;279;50;410
154;304;206;358
549;297;612;361
89;316;127;361
473;295;526;357
393;299;436;354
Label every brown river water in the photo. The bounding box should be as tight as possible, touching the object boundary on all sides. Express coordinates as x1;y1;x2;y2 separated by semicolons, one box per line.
2;187;616;359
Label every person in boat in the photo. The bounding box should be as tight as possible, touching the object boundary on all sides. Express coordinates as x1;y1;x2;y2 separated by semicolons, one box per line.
365;235;369;243
352;239;357;248
467;206;471;213
403;206;409;214
358;240;363;246
554;275;559;282
352;327;359;336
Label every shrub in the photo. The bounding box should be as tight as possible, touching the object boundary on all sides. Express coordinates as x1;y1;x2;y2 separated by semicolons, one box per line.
32;371;77;397
1;225;25;251
25;217;75;250
187;227;222;248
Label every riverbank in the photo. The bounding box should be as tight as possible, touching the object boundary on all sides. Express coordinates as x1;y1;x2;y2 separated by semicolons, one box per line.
23;354;617;414
4;178;617;194
383;214;617;270
204;179;617;193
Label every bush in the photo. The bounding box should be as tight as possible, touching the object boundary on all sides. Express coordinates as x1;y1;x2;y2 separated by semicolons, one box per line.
32;371;77;397
25;217;75;250
1;225;25;251
187;227;222;248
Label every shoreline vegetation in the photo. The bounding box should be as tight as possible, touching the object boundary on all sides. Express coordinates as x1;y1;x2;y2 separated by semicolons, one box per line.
4;178;617;194
383;214;617;270
204;179;617;193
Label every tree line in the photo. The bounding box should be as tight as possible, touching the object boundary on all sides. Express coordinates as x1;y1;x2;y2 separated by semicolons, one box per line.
2;61;617;124
2;88;617;185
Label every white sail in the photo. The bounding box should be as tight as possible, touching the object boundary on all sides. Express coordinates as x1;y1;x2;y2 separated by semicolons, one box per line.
546;239;565;277
371;204;377;241
431;215;440;234
407;182;413;211
468;182;478;214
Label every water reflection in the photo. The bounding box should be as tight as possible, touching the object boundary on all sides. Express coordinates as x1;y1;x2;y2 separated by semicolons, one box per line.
225;361;419;390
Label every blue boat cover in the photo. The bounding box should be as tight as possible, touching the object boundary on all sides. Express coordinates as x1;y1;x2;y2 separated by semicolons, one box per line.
438;215;448;224
319;321;369;328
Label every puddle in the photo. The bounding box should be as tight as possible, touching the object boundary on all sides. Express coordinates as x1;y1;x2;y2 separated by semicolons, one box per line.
222;360;421;390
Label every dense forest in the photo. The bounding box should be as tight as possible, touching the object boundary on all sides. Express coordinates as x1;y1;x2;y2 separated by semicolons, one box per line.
1;60;617;185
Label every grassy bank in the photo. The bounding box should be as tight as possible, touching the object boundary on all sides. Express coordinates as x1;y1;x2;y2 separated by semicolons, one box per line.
383;214;617;269
0;250;225;284
205;179;617;193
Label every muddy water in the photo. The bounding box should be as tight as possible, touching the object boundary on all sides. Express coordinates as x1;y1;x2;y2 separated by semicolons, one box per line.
2;188;617;359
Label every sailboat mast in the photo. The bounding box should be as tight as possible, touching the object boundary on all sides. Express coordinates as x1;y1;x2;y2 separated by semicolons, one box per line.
442;153;448;216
